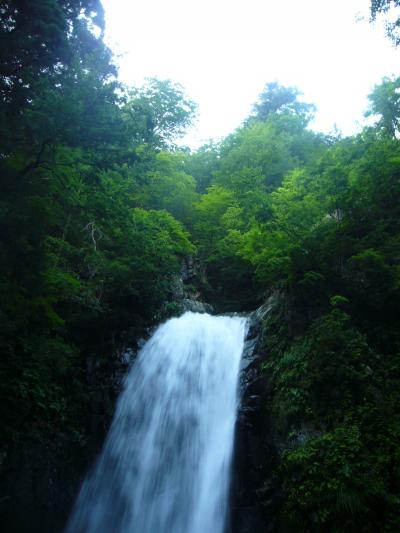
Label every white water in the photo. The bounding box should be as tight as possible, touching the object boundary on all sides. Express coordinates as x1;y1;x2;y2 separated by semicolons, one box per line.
65;312;247;533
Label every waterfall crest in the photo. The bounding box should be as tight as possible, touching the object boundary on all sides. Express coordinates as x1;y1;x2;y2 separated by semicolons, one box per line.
65;311;247;533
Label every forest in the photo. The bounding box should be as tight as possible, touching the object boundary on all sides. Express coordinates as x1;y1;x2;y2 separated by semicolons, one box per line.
0;1;400;532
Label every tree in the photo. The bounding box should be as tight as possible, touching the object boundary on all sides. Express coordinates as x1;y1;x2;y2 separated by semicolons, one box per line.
366;76;400;137
370;0;400;45
0;0;112;110
183;142;220;193
216;113;325;196
248;82;316;126
123;78;197;148
137;151;198;224
193;185;256;310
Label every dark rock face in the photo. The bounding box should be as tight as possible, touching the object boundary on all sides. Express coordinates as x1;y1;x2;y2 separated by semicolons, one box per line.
230;297;281;533
181;298;214;313
168;257;214;316
0;344;139;533
0;433;88;533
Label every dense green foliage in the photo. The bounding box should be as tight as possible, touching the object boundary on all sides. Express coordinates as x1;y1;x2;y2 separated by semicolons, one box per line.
168;75;400;531
1;2;400;532
0;1;196;448
183;76;400;530
200;80;400;530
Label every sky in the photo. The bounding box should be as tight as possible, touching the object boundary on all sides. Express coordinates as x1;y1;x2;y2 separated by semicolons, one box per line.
101;0;399;148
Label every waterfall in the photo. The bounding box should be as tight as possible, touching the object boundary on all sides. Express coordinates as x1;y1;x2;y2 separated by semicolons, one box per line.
65;311;247;533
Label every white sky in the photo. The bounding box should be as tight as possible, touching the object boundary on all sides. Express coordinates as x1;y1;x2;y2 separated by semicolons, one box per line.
101;0;399;148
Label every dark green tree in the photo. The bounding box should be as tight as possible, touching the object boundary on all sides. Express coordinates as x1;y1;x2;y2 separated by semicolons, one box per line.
366;75;400;137
249;81;316;126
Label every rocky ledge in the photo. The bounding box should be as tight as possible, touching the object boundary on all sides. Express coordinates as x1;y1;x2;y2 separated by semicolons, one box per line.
230;295;281;533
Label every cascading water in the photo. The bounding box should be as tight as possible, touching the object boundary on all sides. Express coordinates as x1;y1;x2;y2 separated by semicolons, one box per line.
65;311;247;533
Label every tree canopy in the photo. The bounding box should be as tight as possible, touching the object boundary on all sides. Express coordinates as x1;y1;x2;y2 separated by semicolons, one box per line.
370;0;400;44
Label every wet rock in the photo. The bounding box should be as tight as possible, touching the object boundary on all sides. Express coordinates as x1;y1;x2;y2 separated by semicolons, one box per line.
181;298;214;314
230;294;281;533
181;255;197;282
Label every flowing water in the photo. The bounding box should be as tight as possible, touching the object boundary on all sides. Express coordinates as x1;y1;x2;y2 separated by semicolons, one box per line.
65;311;247;533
